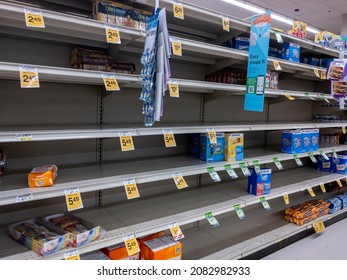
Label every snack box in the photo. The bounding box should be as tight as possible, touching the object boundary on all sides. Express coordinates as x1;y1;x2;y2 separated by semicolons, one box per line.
28;164;58;188
335;194;347;209
100;242;140;260
268;47;278;58
141;235;182;260
247;168;271;196
224;133;244;162
281;130;302;154
311;129;319;151
331;153;347;174
200;133;225;162
232;37;249;51
138;231;166;252
282;42;300;63
80;250;111;260
317;154;332;172
302;129;311;152
291;20;307;38
9;219;70;256
326;197;342;214
43;213;101;247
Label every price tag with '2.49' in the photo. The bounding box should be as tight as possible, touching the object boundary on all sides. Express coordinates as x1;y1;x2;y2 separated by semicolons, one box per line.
19;66;40;88
119;131;135;151
102;74;120;91
105;25;121;44
172;172;188;189
24;8;45;28
123;179;140;199
163;130;176;147
169;223;184;241
64;187;83;211
123;234;140;256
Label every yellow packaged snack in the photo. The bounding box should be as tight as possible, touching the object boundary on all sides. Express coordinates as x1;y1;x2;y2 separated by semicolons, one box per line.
28;164;58;188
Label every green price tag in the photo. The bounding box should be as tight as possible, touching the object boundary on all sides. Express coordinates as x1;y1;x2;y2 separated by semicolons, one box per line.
319;151;329;160
224;165;238;179
207;167;221;182
253;160;261;174
332;149;338;159
234;204;245;220
304;92;315;100
205;212;220;227
273;157;283;170
260;197;271;211
308;152;317;163
293;154;303;166
239;163;251;177
319;93;330;104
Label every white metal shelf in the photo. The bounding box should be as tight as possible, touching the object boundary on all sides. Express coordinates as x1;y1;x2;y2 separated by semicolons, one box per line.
0;167;345;260
0;145;346;206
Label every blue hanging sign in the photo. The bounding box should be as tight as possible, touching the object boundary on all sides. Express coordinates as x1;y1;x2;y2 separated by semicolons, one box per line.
244;11;272;112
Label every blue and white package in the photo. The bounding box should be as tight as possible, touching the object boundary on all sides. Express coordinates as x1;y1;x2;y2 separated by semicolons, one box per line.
282;42;300;62
247;168;271;196
268;47;278;58
326;197;342;214
311;129;319;151
200;133;225;162
335;194;347;209
302;129;311;152
331;153;347;174
232;37;249;51
281;130;303;154
317;154;332;172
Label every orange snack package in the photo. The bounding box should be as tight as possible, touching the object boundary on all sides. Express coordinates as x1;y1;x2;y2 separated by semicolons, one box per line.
28;164;58;188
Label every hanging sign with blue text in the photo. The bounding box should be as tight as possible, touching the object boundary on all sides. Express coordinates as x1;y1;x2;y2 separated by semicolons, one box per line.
244;11;272;112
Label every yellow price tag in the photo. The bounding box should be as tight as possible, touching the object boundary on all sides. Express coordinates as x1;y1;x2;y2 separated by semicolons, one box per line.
169;223;184;240
19;66;40;88
169;82;179;97
314;68;320;78
123;179;140;199
342;126;346;134
207;129;217;144
102;74;120;91
123;235;140;256
15;133;33;141
273;60;282;71
172;172;188;189
337;179;343;188
105;26;121;44
282;192;289;205
163;130;176;147
320;183;326;193
307;187;315;197
313;221;325;234
320;70;326;80
64;249;80;260
119;132;135;151
24;8;45;28
222;17;230;31
173;3;184;19
171;40;182;56
64;187;83;211
284;92;295;100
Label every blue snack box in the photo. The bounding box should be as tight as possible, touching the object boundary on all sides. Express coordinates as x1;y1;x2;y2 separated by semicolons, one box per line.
282;42;300;62
232;37;249;51
190;133;200;156
268;47;278;58
331;153;347;174
311;129;319;151
335;194;347;209
326;197;342;214
281;130;303;154
309;57;320;66
317;154;332;172
247;168;271;196
200;133;225;162
302;129;311;152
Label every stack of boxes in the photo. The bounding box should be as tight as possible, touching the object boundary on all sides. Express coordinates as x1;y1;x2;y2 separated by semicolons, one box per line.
317;151;347;175
247;168;272;196
281;129;319;154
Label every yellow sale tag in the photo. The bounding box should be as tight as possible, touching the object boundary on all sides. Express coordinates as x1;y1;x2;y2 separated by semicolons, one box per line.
119;132;135;151
313;221;325;234
337;179;343;188
171;40;182;56
320;183;326;193
123;179;140;199
163;130;176;147
222;17;229;31
102;74;120;91
169;223;184;240
173;3;184;19
169;82;179;97
284;93;295;100
314;68;320;78
342;126;346;134
320;70;326;80
64;249;80;260
105;26;121;44
273;60;282;71
123;235;140;256
207;129;217;144
19;66;40;88
24;8;45;28
64;187;83;211
172;172;188;189
307;187;315;197
283;193;289;205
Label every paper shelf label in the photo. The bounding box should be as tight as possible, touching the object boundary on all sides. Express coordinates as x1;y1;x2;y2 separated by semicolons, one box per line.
308;152;317;163
320;183;326;193
293;154;303;166
273;60;282;71
205;212;220;227
171;40;182;56
260;197;271;211
163;130;176;147
123;179;140;199
342;126;346;134
337;179;343;188
283;92;295;100
173;2;184;19
320;69;326;80
105;25;121;44
239;162;251;177
168;81;179;97
319;94;330;104
172;172;188;189
234;204;245;220
253;160;260;174
64;187;83;211
307;186;315;197
24;8;45;28
19;66;40;88
332;149;338;159
224;164;238;178
207;167;221;182
64;249;80;260
123;235;140;256
274;32;283;43
207;129;217;144
169;223;184;240
119;131;135;151
314;68;320;78
102;74;120;91
15;133;33;141
313;221;325;234
16;193;33;203
282;192;289;205
273;157;283;170
222;16;230;31
319;151;329;160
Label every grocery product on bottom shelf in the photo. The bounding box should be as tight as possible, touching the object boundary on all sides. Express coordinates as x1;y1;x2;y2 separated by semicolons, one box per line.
101;242;140;260
200;133;225;162
44;214;101;247
9;219;70;256
0;148;5;177
28;164;58;188
141;235;182;260
138;231;166;252
80;250;111;260
265;70;279;89
247;168;271;196
224;133;244;162
282;42;300;62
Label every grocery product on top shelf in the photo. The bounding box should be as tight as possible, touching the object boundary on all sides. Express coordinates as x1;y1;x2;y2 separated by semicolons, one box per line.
300;56;320;66
44;213;101;247
92;1;151;31
320;134;340;147
281;129;319;154
28;164;58;188
101;241;140;260
9;219;70;256
224;133;244;162
289;20;307;38
282;42;300;63
141;235;182;260
315;31;346;49
313;114;343;122
200;133;225;162
247;168;271;196
0;148;5;177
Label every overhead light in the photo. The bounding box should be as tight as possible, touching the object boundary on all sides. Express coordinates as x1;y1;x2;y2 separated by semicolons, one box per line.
222;0;320;34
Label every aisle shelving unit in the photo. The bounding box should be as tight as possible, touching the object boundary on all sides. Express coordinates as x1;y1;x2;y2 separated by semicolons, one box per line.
0;0;347;260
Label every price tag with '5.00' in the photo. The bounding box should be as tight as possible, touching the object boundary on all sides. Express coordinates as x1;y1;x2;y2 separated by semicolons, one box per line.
64;187;83;211
19;65;40;88
123;179;140;199
163;130;176;147
172;172;188;189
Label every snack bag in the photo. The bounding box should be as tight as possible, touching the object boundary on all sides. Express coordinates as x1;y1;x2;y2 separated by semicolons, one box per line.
327;60;347;81
28;164;58;188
